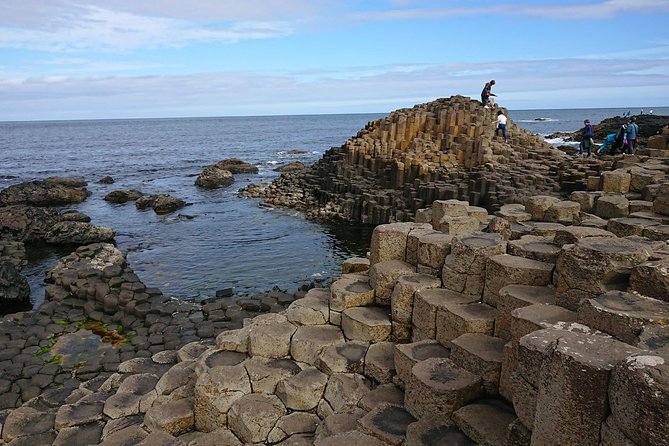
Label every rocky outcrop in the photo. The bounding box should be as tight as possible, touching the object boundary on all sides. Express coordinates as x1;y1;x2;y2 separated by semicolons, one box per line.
136;194;187;214
275;161;306;172
195;165;234;189
240;96;585;224
0;260;30;314
195;159;258;189
0;205;62;242
44;221;115;245
104;190;144;204
0;179;89;206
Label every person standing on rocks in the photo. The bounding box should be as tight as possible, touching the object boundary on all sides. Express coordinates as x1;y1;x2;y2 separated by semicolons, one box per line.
579;119;595;157
481;80;496;108
496;110;508;143
625;116;639;154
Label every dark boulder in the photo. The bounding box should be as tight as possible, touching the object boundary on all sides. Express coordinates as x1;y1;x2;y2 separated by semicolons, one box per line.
98;176;115;184
275;162;306;172
0;205;62;242
44;221;115;244
104;190;144;204
0;180;89;206
136;194;187;214
61;210;91;222
214;158;259;174
0;261;31;315
195;165;234;189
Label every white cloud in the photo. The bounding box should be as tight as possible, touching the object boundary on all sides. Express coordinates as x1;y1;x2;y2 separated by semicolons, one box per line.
1;56;667;120
0;3;295;52
349;0;669;22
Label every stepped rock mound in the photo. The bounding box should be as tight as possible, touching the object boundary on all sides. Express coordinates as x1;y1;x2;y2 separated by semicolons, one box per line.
241;96;576;224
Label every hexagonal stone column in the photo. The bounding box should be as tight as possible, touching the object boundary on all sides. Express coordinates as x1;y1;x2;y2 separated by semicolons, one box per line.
358;403;416;445
290;324;344;365
404;358;481;418
275;366;328;411
369;260;415;306
247;319;297;359
405;417;475;446
609;354;669;446
577;290;669;344
194;364;251;432
521;328;641;446
316;340;368;375
483;254;553;308
442;232;507;298
495;285;556;340
330;277;375;312
450;333;506;394
412;288;479;341
507;236;560;264
369;222;431;266
342;306;392;343
228;394;286;444
394;340;450;387
629;257;669;301
435;302;497;345
555;236;662;310
390;273;441;342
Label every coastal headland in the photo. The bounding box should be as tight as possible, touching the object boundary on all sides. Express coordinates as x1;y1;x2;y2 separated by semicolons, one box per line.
0;96;668;445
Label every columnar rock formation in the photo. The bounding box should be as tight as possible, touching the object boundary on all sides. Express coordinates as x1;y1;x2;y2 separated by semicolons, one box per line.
2;135;666;444
241;96;611;224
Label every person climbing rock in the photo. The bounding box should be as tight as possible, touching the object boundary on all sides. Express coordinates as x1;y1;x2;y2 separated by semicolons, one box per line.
481;80;496;108
496;110;508;143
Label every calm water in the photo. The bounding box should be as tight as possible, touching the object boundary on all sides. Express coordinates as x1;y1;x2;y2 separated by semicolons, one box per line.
1;107;667;308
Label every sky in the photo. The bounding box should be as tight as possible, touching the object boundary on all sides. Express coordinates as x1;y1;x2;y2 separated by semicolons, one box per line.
1;0;668;121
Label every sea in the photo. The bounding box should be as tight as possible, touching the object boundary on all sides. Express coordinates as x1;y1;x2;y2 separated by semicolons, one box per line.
1;106;667;308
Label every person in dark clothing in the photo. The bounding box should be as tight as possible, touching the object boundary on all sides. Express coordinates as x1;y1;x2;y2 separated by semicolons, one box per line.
580;119;595;157
481;80;496;108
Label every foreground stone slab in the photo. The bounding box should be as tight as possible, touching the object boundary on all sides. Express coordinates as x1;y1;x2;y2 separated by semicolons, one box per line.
450;333;506;394
523;328;642;446
553;226;615;247
228;394;286;444
495;284;557;340
330;278;375;312
194;365;251;432
364;341;396;384
577;290;669;344
629;257;669;302
412;288;479;341
452;399;517;446
323;373;372;413
1;406;56;443
314;407;366;442
243;357;301;395
417;232;453;272
247;320;297;359
483;255;553;308
404;358;481;418
555;236;662;310
342;257;370;274
144;398;194;436
369;222;430;266
369;260;415;305
268;412;320;444
405;416;475;446
609;354;669;446
358;403;416;446
276;367;328;411
286;295;329;325
525;196;561;221
357;383;405;412
394;340;450;387
507;236;560;264
390;273;442;342
316;340;368;375
442;232;507;298
314;430;385;446
435;302;497;344
342;307;392;343
290;325;345;365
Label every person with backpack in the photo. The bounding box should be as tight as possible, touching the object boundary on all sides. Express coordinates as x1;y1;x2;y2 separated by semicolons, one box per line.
625;116;640;154
579;119;595;157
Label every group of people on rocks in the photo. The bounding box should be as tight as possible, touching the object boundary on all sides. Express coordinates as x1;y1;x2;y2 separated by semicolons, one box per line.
480;80;509;143
580;116;640;157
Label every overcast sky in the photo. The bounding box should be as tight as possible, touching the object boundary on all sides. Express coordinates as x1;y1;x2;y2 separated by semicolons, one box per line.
1;0;668;121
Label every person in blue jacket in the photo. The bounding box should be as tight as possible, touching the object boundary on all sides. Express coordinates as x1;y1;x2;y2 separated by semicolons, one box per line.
580;119;595;157
625;116;639;154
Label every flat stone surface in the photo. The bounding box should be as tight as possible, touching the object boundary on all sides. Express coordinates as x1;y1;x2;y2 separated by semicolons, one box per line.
275;367;328;411
577;290;669;344
369;260;416;305
495;284;556;340
450;333;506;394
404;358;481;418
228;394;286;444
452;399;516;446
435;302;497;344
315;430;385;446
395;340;450;386
412;288;479;340
244;357;301;394
316;340;368;375
1;406;56;442
405;416;475;446
357;383;405;412
358;403;416;446
364;341;396;384
330;278;375;312
290;325;345;365
342;307;392;343
323;373;372;413
144;398;194;436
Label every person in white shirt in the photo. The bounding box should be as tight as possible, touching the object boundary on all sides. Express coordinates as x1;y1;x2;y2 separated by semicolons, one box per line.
496;110;508;143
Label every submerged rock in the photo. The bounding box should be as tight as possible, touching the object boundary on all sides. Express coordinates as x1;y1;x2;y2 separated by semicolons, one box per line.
136;194;187;214
104;190;143;204
44;221;115;244
215;158;259;174
195;165;234;189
